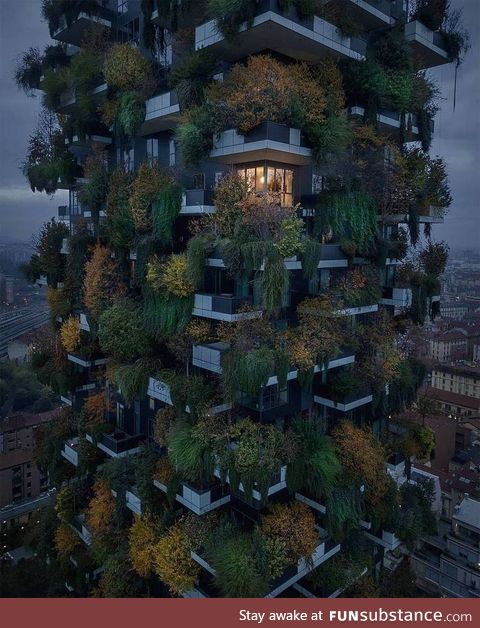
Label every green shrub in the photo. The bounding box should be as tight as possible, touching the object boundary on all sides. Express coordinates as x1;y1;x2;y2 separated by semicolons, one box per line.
99;302;151;363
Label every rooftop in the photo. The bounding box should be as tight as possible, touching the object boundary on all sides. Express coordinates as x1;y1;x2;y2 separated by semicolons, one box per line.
452;497;480;529
423;387;480;411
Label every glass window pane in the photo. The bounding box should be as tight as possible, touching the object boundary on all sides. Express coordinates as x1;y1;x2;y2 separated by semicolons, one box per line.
256;166;265;192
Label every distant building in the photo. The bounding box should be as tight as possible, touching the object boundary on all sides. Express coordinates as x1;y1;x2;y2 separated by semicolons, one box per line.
431;364;480;400
4;276;15;304
426;330;468;362
412;497;480;598
0;410;60;509
423;387;480;419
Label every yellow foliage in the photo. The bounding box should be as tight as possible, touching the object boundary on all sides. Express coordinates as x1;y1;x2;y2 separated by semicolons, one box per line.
55;523;81;559
83;244;125;318
129;514;158;578
154;457;175;484
153;409;177;449
185;319;212;344
103;43;151;91
84;391;112;427
332;421;387;507
60;316;81;353
262;502;319;564
86;478;115;546
154;523;199;596
214;55;330;134
147;254;195;298
129;162;164;232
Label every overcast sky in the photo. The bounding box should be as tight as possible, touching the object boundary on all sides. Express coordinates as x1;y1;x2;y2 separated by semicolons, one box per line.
0;0;478;247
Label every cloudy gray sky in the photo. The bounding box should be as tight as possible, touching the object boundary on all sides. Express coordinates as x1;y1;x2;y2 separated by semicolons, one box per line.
0;0;478;247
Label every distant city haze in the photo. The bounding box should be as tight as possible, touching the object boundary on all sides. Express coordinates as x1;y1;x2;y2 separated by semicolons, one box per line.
0;0;478;247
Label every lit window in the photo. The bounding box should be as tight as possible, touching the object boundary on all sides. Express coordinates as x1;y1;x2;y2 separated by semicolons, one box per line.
117;0;128;14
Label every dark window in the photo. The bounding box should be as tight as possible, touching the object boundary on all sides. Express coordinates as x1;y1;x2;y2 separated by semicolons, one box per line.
193;173;205;189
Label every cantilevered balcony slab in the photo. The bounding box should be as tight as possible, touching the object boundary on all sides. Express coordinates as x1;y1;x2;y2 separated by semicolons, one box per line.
404;20;450;68
192;343;355;382
210;123;312;165
67;353;108;368
314;385;373;412
195;3;366;62
52;9;112;46
326;0;393;29
179;189;216;215
380;206;445;225
125;488;143;516
70;514;92;546
61;437;80;467
349;106;422;139
193;293;259;322
154;478;231;516
87;431;143;459
140;91;180;135
188;530;341;598
379;286;412;309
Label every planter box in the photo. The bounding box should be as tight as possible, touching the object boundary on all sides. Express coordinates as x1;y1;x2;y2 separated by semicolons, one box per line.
154;478;231;516
195;1;366;63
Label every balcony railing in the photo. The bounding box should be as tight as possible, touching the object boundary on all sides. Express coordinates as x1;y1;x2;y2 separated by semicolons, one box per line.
141;90;180;134
180;189;216;215
313;383;373;412
61;437;79;467
195;0;367;62
193;293;258;322
404;20;450;68
96;431;144;459
192;343;356;383
52;5;113;46
154;478;231;516
210;122;312;165
70;514;92;546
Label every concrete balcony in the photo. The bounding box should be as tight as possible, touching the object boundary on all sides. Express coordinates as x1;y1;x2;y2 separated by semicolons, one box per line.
213;465;287;503
364;528;402;551
79;312;91;333
335;303;379;316
52;8;112;46
180;189;216;215
141;90;180;135
154;478;231;516
61;437;80;467
210;122;312;165
379;286;412;310
60;238;69;255
314;384;373;412
380;205;445;225
92;431;143;459
57;82;107;115
325;0;393;29
195;0;366;62
125;488;142;516
65;132;112;148
189;527;340;598
70;514;92;546
192;342;355;382
405;20;450;68
348;106;423;139
193;293;259;322
67;352;108;368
